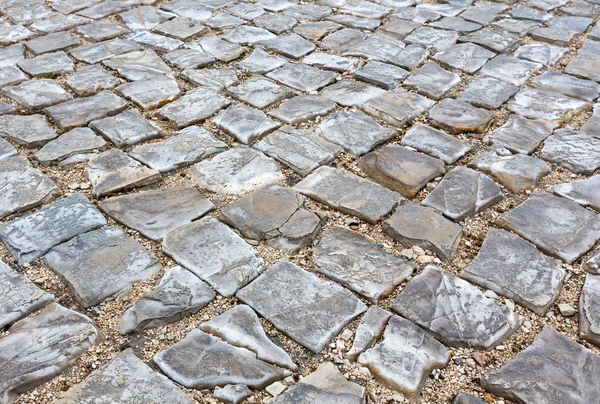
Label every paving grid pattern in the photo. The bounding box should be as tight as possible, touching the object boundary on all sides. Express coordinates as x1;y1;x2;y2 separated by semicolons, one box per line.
0;0;600;402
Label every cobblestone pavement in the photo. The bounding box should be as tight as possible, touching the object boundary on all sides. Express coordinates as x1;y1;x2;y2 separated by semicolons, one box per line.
1;0;600;403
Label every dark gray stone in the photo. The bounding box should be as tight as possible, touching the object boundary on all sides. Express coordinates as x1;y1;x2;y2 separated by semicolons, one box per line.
344;33;406;62
580;274;600;346
428;98;495;134
484;115;557;155
532;70;600;102
346;306;391;360
355;61;408;89
76;19;129;42
550;175;600;212
90;109;162;147
540;129;600;174
25;31;79;55
458;77;518;110
460;28;519;53
432;42;495;74
0;114;57;148
389;44;429;70
401;123;470;164
404;62;460;100
361;88;435;128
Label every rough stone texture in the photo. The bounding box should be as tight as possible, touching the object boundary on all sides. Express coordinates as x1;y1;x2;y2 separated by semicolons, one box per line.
182;67;238;91
227;76;293;109
66;65;120;96
214;385;252;404
269;95;337;124
237;261;367;353
0;138;16;160
35;128;107;166
103;49;171;81
540;129;600;175
480;55;543;86
0;193;107;266
157;88;230;128
565;54;600;82
267;63;336;92
458;77;518;110
358;315;450;399
119;266;215;334
44;91;128;130
361;89;435;128
0;114;57;148
0;303;100;404
550;175;600;212
532;70;600;102
580;274;600;346
429;98;495;134
2;79;72;112
162;216;264;297
17;50;75;78
211;104;279;145
116;74;181;110
401;123;471;164
433;42;495;74
454;393;487;404
404;62;460;99
319;80;385;106
354;61;407;89
90;109;162;148
70;39;141;64
346;306;392;360
496;192;600;264
481;326;600;403
508;88;590;123
484;115;557;155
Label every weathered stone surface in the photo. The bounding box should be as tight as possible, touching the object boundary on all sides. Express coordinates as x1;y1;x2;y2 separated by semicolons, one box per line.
470;152;551;193
161;0;213;21
44;226;161;308
581;104;600;137
383;202;462;263
119;6;176;30
153;17;207;40
163;48;214;70
235;48;286;75
76;19;129;42
0;138;16;160
163;216;264;297
103;49;171;81
347;306;392;360
199;37;244;62
497;192;600;263
580;274;600;345
389;44;429;70
182;67;238;91
157;88;229;128
25;31;79;55
354;61;407;89
319;80;385;106
344;33;405;61
154;329;289;390
432;42;495;74
514;43;568;66
392;266;522;349
200;305;297;370
481;56;541;86
321;28;366;52
191;147;283;196
361;89;435;128
0;193;106;266
237;261;367;353
550;175;600;212
532;70;600;102
211;104;278;145
124;30;183;52
0;22;36;46
214;384;252;404
30;13;90;34
377;17;420;39
0;114;53;147
34;128;106;166
454;393;487;404
460;28;518;53
66;65;120;96
257;34;315;59
404;62;460;99
77;1;131;19
273;362;365;404
0;155;61;219
116;74;180;110
0;259;53;328
222;25;277;45
484;115;557;155
429;98;495;134
70;38;141;64
99;186;214;241
90;109;161;147
508;88;590;123
254;14;296;34
267;63;336;92
401;123;470;164
481;326;600;403
284;4;333;20
405;27;458;51
2;79;72;112
0;66;25;88
461;228;565;315
358;315;450;399
458;77;518;110
269;95;337;125
227;76;292;109
0;304;100;404
540;129;600;174
45;91;128;130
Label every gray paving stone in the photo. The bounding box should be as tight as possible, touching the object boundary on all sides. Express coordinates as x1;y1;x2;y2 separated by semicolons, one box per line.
461;228;565;315
66;65;120;96
45;91;128;130
361;88;435;128
226;76;292;110
267;63;337;92
103;49;171;81
0;66;25;88
0;102;15;116
550;175;600;212
48;0;100;15
199;36;244;62
162;0;212;21
284;4;333;20
355;61;408;89
163;48;215;70
321;28;366;52
183;67;237;91
292;21;341;42
191;147;284;196
471;152;551;193
432;42;495;74
0;138;16;160
35;128;107;166
77;1;131;19
460;2;508;24
153;17;207;40
404;27;458;51
580;274;600;345
484;115;557;155
417;3;466;16
565;54;600;82
25;31;79;55
430;16;482;32
254;126;341;177
235;48;286;74
377;17;420;39
319;80;385;106
214;384;252;404
393;266;522;349
0;114;57;148
8;4;57;24
344;33;406;62
269;95;337;124
0;303;100;404
480;55;543;86
388;44;429;70
238;261;367;353
540;129;600;174
0;193;106;266
497;192;600;263
76;19;129;42
340;0;391;18
258;33;315;59
489;18;537;36
90;109;162;147
401;123;470;164
119;6;176;30
582;104;600;137
510;5;552;22
70;38;141;64
0;44;24;68
460;28;519;53
514;43;568;66
454;393;487;404
303;52;363;73
254;14;297;34
116;74;180;110
211;104;279;144
200;305;297;370
404;62;460;100
0;22;36;46
529;27;577;47
329;14;380;30
157;88;229;128
222;25;277;45
358;315;450;400
163;216;264;297
295;166;402;223
55;349;194;404
2;79;72;112
560;0;600;16
347;306;391;360
392;6;441;23
481;326;600;403
154;329;289;390
580;41;600;55
509;89;592;123
458;77;518;109
429;98;495;134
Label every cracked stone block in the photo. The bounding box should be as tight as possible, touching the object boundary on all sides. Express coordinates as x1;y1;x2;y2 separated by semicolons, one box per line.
76;19;129;42
238;261;367;353
25;31;79;55
55;349;193;404
284;4;332;20
85;148;161;198
355;61;408;89
401;123;470;164
2;79;72;112
45;91;128;130
77;1;131;19
540;129;600;174
582;104;600;137
0;303;100;404
255;126;341;177
269;95;337;124
130;125;225;173
18;51;74;77
116;74;180;110
484;115;557;155
274;362;365;404
404;62;460;100
0;192;106;266
346;306;392;360
392;266;522;349
103;49;171;81
0;114;57;148
432;42;495;74
481;326;600;403
321;28;366;52
458;77;518;110
34;128;107;166
389;44;429;70
319;80;385;106
182;67;238;91
70;38;141;64
200;305;297;370
258;34;315;59
295;166;402;224
550;175;600;212
377;17;420;39
0;22;36;46
303;52;363;73
383;202;462;262
211;104;279;144
580;274;600;346
429;98;495;134
532;70;600;102
8;4;57;24
460;28;519;53
344;33;406;62
48;0;100;14
235;48;286;74
191;147;283;196
480;56;543;86
90;109;162;147
510;5;552;21
66;65;120;96
222;25;277;45
470;152;551;193
491;18;536;34
293;21;340;41
0;138;16;160
496;192;600;263
0;155;61;219
119;266;214;334
0;260;54;328
461;228;565;315
509;89;591;122
214;384;252;404
154;329;289;390
314;226;415;303
163;48;214;70
153;17;207;40
340;0;391;18
430;16;482;32
0;44;24;68
157;88;229;128
162;0;212;21
267;63;336;92
254;14;297;34
359;144;445;198
422;166;503;221
0;66;25;88
358;315;450;399
562;0;600;16
162;216;264;297
44;226;161;308
404;27;458;51
199;37;244;62
31;14;90;34
459;2;508;24
361;89;435;128
119;6;176;30
99;186;214;241
514;43;568;66
0;102;15;116
529;27;577;47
